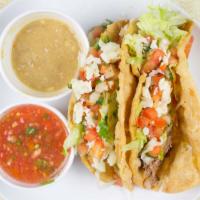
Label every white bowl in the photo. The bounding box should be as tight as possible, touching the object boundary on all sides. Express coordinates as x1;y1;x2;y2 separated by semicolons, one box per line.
0;103;74;189
0;10;89;101
0;193;7;200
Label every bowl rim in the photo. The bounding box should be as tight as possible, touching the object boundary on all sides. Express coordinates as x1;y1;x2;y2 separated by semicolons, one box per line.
0;102;75;190
0;193;7;200
0;9;89;102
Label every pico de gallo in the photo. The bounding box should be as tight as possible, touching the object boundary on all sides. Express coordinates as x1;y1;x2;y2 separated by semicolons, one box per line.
0;104;68;184
123;7;193;182
67;21;124;182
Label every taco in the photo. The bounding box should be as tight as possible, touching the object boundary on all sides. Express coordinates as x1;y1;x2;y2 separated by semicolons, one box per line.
121;6;199;192
67;20;128;184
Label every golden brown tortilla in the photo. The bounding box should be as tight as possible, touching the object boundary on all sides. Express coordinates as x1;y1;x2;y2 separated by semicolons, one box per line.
115;20;138;190
160;27;200;193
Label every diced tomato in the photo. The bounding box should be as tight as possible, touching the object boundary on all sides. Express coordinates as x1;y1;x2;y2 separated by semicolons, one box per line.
84;128;98;142
142;108;158;120
78;143;88;156
92;26;104;39
152;74;164;86
90;104;99;112
149;126;163;139
100;65;107;74
149;145;162;157
136;116;150;128
159;64;167;71
89;48;101;58
79;69;86;81
154;118;167;128
142;49;165;73
185;36;194;58
90;139;104;159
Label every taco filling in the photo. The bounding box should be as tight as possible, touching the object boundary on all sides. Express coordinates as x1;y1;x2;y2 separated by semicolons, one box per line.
123;6;193;185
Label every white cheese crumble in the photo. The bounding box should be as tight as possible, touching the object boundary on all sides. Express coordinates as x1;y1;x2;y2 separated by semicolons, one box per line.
71;79;92;100
143;127;150;136
150;39;158;49
95;82;109;93
141;77;153;108
104;66;115;79
100;75;105;81
85;63;100;80
99;40;120;63
86;55;101;65
107;151;117;166
156;78;172;117
85;108;95;128
107;80;114;89
73;102;84;124
89;92;100;104
92;158;106;172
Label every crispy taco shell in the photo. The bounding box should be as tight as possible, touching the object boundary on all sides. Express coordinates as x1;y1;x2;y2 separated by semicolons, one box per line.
115;20;138;190
126;20;200;192
68;20;128;183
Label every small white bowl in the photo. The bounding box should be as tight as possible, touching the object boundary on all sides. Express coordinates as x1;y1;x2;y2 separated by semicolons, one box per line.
0;193;7;200
0;10;89;101
0;103;74;189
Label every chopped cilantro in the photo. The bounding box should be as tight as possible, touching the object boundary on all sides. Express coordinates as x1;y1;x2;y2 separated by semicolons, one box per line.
43;113;50;120
26;127;37;136
93;40;100;50
96;79;101;84
36;159;49;170
68;83;72;89
101;19;113;29
96;97;104;105
166;66;173;81
16;139;22;146
100;35;110;43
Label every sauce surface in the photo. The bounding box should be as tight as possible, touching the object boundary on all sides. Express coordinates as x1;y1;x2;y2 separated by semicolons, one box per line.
0;105;67;184
12;19;80;92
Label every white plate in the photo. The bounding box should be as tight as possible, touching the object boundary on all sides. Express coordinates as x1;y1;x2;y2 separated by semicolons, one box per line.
0;0;200;200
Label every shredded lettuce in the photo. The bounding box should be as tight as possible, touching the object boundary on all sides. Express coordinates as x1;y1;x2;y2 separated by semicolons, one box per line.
123;129;147;152
137;6;187;42
65;124;84;149
124;34;146;57
127;56;143;69
124;34;149;70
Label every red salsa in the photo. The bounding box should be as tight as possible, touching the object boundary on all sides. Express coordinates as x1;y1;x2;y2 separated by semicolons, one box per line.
0;104;68;184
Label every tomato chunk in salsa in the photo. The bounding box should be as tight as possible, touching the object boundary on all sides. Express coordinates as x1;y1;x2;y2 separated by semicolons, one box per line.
0;104;68;184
